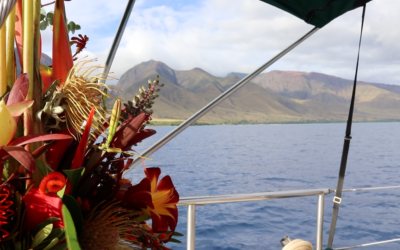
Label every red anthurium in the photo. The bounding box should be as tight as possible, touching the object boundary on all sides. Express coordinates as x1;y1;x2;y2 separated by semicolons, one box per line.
22;172;66;231
122;165;179;235
52;0;73;85
22;187;64;232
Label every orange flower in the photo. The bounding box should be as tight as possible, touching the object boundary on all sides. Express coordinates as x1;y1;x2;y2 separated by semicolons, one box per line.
123;166;179;234
39;172;66;194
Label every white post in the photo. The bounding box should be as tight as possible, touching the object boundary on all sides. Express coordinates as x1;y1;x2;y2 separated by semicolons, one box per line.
316;194;325;250
187;205;196;250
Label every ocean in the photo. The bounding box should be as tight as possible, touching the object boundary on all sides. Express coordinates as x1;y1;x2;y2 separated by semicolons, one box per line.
125;122;400;250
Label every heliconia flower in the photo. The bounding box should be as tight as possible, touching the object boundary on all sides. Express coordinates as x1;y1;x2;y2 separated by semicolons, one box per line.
0;187;14;241
22;187;64;232
123;165;179;235
39;172;66;194
52;0;73;85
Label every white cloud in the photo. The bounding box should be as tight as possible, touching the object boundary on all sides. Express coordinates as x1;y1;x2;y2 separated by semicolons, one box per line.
43;0;400;85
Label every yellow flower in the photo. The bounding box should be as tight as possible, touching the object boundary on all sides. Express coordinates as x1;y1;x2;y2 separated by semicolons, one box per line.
0;99;33;146
0;100;16;146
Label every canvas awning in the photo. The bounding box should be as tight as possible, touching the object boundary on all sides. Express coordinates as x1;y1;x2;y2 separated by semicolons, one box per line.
260;0;371;28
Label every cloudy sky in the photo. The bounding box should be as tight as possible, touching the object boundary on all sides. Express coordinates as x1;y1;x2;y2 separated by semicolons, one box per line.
41;0;400;85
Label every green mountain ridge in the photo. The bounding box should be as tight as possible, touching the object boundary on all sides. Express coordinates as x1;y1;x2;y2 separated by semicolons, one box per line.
116;60;400;123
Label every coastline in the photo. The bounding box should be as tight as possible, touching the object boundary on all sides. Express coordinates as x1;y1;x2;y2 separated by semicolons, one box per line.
148;118;400;126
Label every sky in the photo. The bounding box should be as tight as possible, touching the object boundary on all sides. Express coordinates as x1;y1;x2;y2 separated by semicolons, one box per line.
41;0;400;86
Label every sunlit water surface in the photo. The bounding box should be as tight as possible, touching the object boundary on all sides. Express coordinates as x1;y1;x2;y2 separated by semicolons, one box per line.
125;122;400;250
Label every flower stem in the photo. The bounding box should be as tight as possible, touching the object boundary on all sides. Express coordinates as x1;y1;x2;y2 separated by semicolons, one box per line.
31;0;45;185
6;5;16;88
0;21;7;96
23;0;34;97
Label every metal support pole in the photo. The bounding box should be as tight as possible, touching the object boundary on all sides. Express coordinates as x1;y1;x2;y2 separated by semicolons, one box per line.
187;205;196;250
123;26;319;174
316;194;325;250
101;0;136;83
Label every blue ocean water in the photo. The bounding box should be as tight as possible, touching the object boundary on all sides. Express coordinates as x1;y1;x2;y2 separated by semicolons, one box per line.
125;122;400;250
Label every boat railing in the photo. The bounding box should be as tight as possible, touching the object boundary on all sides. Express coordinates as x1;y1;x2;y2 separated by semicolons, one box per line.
177;186;400;250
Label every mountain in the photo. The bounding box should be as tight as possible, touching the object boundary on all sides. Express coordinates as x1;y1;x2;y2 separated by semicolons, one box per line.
116;60;400;123
251;70;400;121
226;72;247;79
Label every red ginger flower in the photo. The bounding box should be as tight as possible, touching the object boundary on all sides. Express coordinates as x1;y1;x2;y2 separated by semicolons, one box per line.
0;187;14;241
39;172;66;194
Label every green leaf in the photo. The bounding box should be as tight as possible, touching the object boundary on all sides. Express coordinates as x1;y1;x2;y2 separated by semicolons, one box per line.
131;214;151;222
58;230;66;242
62;195;83;237
42;238;59;250
173;231;184;237
75;24;81;30
40;21;48;30
168;238;182;244
44;227;64;242
62;205;81;250
0;89;10;101
35;159;54;177
49;242;67;250
47;12;54;25
31;217;60;237
57;184;66;199
63;168;85;196
43;79;61;103
68;21;76;34
32;224;53;248
2;160;8;183
40;8;46;21
14;241;21;250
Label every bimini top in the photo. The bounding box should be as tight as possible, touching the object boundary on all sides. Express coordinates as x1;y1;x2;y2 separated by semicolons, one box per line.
260;0;371;28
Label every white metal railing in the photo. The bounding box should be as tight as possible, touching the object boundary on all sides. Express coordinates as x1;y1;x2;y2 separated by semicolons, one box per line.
178;188;334;250
177;186;400;250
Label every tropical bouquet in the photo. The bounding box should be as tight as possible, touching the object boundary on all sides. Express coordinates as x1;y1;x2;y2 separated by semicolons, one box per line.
0;0;180;249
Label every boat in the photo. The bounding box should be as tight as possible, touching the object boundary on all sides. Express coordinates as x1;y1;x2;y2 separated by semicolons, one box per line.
98;1;399;249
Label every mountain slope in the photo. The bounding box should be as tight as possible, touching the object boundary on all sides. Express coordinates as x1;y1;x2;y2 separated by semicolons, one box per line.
116;61;400;123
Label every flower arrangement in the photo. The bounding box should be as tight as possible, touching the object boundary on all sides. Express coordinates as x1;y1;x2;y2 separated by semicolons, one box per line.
0;0;180;249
